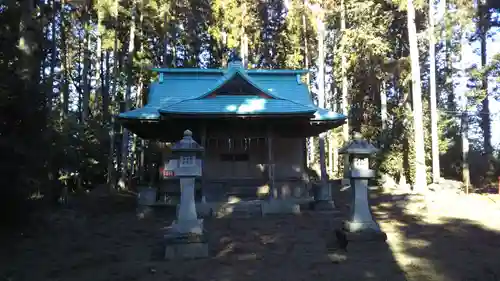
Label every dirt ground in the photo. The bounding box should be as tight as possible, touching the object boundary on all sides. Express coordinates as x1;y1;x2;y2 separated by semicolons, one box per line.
1;188;500;281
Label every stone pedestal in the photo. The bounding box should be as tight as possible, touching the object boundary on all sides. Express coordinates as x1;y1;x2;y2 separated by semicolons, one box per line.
346;178;381;232
343;174;386;241
339;132;386;241
136;186;157;219
177;178;201;231
313;182;336;211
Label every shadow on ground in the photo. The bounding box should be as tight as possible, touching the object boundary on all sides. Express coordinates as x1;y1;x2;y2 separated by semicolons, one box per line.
0;186;407;281
2;185;499;281
370;190;500;281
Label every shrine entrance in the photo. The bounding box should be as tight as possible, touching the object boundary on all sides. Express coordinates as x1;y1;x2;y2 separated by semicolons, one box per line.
204;137;268;180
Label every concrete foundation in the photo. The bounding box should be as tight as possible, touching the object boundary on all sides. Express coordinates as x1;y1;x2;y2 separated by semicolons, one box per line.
313;200;337;211
193;199;308;217
261;200;301;215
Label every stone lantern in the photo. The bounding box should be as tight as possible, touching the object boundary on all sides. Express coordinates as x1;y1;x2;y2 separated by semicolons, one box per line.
339;132;386;240
163;129;208;259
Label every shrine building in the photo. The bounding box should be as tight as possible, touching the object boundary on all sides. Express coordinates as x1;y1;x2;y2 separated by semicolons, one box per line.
118;53;346;203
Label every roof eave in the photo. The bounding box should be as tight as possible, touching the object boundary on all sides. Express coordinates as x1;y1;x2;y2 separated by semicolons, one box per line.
151;68;224;74
150;68;309;75
159;111;315;118
246;69;309;75
116;115;160;122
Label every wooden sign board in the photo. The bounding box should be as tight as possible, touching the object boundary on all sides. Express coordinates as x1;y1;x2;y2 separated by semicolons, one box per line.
159;167;175;178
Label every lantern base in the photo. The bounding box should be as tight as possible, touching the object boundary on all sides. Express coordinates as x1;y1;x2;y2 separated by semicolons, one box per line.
170;218;204;235
163;230;209;260
343;220;387;242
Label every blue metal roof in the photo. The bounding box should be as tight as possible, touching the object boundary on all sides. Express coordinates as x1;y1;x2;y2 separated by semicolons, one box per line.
118;106;161;120
159;95;316;115
119;64;345;123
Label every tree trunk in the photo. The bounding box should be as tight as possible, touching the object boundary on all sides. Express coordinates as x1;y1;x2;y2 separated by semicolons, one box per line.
380;80;387;132
444;0;455;112
407;0;427;192
120;0;137;189
479;3;492;179
460;29;471;193
60;0;69;118
47;0;58;111
429;0;440;183
81;3;91;123
302;0;315;167
95;8;103;115
340;0;349;178
317;18;328;194
107;0;119;189
103;51;110;123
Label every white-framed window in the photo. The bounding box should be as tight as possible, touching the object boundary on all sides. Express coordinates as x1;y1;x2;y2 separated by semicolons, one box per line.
180;155;195;167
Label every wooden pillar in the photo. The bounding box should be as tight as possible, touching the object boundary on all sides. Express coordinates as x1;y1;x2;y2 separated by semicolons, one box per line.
267;127;275;199
149;140;159;186
200;123;207;201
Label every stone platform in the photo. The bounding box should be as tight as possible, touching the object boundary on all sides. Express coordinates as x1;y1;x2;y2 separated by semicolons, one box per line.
196;199;308;218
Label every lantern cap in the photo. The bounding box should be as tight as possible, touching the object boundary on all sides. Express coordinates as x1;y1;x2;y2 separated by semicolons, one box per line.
338;132;378;155
171;128;204;153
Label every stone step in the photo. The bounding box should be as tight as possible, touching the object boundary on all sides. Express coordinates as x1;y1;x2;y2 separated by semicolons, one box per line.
215;201;263;218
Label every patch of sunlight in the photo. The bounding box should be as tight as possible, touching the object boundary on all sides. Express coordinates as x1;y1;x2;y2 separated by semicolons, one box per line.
257;185;270;196
227;196;241;204
256;164;266;172
29;192;44;200
225;98;267;113
364;271;375;278
424;205;500;232
327;253;347;263
236;253;258;261
378;202;397;208
406;238;431;248
226;104;237;111
313;110;339;119
237;98;267;113
216;242;234;257
393;253;439;279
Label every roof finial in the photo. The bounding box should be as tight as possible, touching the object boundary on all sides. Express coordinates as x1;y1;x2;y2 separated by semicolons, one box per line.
228;49;242;64
227;49;244;70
